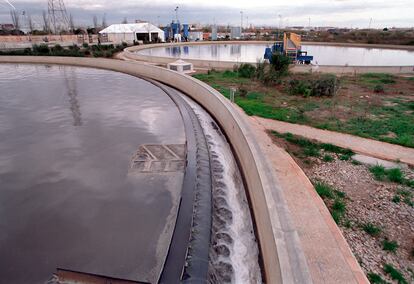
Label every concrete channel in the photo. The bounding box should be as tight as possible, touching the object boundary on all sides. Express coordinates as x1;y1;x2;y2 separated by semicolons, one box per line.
1;56;367;283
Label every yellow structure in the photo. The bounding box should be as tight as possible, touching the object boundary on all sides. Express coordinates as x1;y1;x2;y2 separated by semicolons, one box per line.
283;32;302;61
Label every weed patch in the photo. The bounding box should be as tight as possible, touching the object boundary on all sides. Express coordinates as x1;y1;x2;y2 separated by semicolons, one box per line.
382;239;398;252
368;272;389;284
315;182;335;199
370;166;414;187
362;222;382;236
383;264;407;284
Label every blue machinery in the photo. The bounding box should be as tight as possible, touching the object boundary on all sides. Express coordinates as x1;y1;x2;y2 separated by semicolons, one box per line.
264;32;313;64
164;22;190;41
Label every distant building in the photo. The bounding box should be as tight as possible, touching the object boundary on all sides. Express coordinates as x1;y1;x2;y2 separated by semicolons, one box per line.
99;23;165;43
188;31;203;41
0;24;15;31
230;27;241;39
211;25;218;40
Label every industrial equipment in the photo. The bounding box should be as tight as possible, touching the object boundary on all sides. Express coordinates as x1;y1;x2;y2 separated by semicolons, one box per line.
264;32;313;64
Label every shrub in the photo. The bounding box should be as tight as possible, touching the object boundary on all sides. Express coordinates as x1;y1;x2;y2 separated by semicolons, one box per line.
383;264;407;284
303;146;320;157
82;43;89;48
310;75;340;97
392;195;401;203
382;239;398;252
333;199;346;212
387;168;403;183
370;166;406;184
362;222;381;236
92;50;104;57
367;272;388;284
270;53;290;75
262;68;283;85
255;60;267;81
323;154;334;162
370;165;387;180
68;44;79;51
32;44;50;54
238;84;248;97
374;84;385;93
288;79;311;96
104;50;114;58
237;63;256;78
315;182;335;199
380;77;396;84
51;44;63;52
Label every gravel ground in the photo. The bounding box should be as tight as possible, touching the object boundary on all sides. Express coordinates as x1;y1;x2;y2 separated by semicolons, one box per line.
306;155;414;283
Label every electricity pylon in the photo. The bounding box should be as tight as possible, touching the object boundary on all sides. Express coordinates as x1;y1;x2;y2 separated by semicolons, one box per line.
47;0;69;34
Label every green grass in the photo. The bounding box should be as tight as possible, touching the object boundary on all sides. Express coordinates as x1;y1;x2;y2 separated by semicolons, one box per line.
272;132;354;161
370;165;387;180
314;181;348;224
370;166;414;188
368;272;390;284
383;264;408;284
370;166;402;182
392;195;401;203
323;154;334;162
362;222;382;236
360;73;396;85
315;182;335;199
393;189;414;207
194;71;414;148
382;239;399;252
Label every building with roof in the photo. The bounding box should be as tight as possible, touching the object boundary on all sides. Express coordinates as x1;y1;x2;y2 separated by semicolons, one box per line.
99;23;165;44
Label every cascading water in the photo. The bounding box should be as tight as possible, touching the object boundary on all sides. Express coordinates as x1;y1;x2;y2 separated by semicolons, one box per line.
182;96;262;284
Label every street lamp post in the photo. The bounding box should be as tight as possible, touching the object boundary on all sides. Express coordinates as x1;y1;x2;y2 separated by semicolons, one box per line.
240;11;243;38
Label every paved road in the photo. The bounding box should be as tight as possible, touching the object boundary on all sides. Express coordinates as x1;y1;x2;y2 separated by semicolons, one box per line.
253;116;414;166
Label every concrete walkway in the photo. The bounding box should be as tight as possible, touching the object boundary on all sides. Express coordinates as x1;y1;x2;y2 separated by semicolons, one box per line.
253;116;414;166
247;114;369;284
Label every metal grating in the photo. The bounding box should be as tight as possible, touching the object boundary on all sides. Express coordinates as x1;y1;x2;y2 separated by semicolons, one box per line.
129;144;186;173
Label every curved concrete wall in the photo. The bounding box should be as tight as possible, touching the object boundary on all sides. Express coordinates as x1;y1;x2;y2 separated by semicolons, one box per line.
123;41;414;74
0;56;312;283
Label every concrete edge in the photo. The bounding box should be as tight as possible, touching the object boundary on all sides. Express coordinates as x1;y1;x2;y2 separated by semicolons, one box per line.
0;56;312;283
122;41;414;74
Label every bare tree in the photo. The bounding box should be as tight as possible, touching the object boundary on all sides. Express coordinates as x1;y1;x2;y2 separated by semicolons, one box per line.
42;10;49;33
122;17;128;24
10;9;20;30
93;15;98;29
27;14;34;33
69;13;75;32
102;13;107;28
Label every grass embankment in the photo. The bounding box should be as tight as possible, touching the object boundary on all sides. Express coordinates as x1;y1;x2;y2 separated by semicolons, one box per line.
194;71;414;148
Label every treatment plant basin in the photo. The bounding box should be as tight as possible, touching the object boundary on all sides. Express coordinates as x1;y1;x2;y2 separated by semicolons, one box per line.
0;63;261;283
136;43;414;66
0;64;186;283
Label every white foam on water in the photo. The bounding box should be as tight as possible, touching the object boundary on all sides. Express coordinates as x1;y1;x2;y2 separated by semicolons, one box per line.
182;96;262;284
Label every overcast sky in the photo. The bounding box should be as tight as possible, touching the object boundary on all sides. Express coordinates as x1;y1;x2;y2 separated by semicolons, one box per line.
0;0;413;29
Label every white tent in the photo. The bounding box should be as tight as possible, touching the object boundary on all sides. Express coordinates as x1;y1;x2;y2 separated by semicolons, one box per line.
99;23;165;43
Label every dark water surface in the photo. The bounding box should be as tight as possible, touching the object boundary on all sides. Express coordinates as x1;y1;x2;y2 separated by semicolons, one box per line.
138;43;414;66
0;64;185;283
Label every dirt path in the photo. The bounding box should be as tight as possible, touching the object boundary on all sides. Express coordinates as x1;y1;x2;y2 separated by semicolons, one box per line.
253;116;414;166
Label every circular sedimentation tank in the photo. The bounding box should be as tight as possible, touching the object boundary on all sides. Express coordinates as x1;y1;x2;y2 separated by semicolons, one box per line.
0;63;262;284
134;42;414;67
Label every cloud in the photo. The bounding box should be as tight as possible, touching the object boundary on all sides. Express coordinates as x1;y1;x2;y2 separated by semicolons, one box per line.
0;0;413;28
